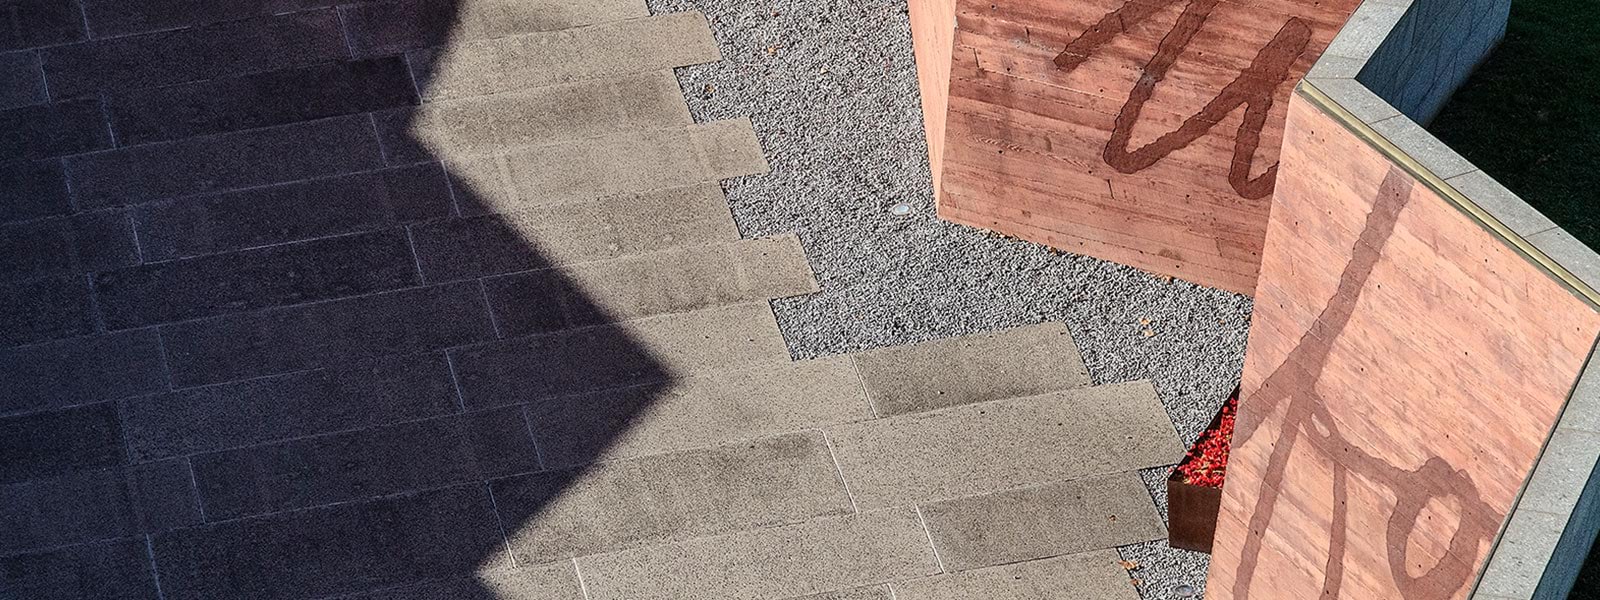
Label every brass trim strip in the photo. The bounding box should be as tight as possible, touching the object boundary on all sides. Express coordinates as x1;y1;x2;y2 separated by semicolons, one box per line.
1296;78;1600;310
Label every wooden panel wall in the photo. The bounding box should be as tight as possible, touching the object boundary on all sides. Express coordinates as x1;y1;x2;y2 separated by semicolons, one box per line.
925;0;1361;293
1207;95;1600;599
910;0;956;199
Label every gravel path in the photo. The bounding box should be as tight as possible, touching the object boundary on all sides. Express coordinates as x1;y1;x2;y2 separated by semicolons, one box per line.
644;1;1253;596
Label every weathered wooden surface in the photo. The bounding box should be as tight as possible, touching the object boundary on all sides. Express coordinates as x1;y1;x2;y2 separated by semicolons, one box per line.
910;0;956;199
1207;95;1600;599
924;0;1361;293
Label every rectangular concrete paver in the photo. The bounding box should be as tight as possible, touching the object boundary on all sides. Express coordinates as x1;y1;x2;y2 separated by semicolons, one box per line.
891;551;1141;600
0;211;140;282
191;406;541;520
151;484;508;600
0;275;94;347
464;118;767;209
134;163;454;262
0;160;72;224
95;229;422;329
528;356;870;468
344;561;586;599
121;353;458;462
576;508;940;600
0;539;159;600
0;99;113;160
80;0;341;38
0;330;167;416
486;234;817;336
0;0;84;52
412;12;718;101
41;10;348;97
783;587;895;600
342;0;649;58
920;472;1165;570
0;51;45;109
0;402;124;483
825;381;1184;509
66;114;386;209
451;302;791;409
412;183;739;281
107;58;419;146
494;430;852;563
853;322;1092;416
162;282;495;387
378;70;691;163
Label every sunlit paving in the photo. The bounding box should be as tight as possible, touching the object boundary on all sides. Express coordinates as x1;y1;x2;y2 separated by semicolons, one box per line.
2;0;1597;599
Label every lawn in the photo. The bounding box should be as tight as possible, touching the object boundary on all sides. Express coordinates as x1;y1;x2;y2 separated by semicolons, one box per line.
1426;0;1600;597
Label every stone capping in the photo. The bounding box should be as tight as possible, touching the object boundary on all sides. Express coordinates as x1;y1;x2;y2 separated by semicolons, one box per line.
1300;1;1600;598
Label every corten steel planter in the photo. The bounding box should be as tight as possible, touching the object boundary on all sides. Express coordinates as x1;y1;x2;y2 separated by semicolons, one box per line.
1166;386;1238;554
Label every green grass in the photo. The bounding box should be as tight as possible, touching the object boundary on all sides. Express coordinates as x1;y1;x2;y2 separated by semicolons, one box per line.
1428;1;1600;598
1429;0;1600;247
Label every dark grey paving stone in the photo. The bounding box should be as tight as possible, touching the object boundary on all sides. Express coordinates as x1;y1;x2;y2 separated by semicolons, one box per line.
0;402;125;484
451;303;788;409
107;58;419;146
0;210;139;282
0;98;113;160
82;0;339;38
492;431;851;564
893;551;1141;600
122;353;458;462
341;0;648;59
151;484;508;600
0;539;160;600
374;70;689;163
41;10;347;98
0;468;136;553
95;229;421;329
576;508;939;600
0;0;85;52
0;274;93;347
0;51;47;110
413;183;738;281
126;459;203;532
0;159;71;224
0;330;167;416
161;283;494;387
136;164;452;262
341;562;585;600
66;114;385;209
193;406;539;520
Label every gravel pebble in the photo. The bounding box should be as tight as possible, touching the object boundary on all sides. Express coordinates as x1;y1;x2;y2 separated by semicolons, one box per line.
645;0;1251;595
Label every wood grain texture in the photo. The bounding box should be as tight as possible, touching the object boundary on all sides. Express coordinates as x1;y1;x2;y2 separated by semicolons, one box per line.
927;0;1361;293
1207;96;1600;599
909;0;956;200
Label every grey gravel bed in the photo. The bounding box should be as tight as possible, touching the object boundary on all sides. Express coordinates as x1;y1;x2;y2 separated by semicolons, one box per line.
644;0;1252;596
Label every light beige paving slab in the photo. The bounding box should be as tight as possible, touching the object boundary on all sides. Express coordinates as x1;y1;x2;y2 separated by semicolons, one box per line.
891;551;1140;600
417;183;740;281
540;233;816;317
492;118;767;208
920;472;1165;570
377;70;692;163
414;12;719;101
853;322;1091;416
493;431;851;565
449;302;794;408
782;586;894;600
528;356;870;468
576;508;940;600
826;381;1183;509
